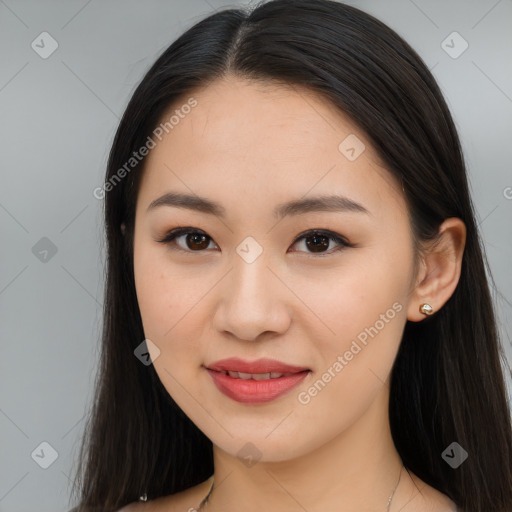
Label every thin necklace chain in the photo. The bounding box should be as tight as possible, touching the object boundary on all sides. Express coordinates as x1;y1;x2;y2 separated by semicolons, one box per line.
197;463;404;512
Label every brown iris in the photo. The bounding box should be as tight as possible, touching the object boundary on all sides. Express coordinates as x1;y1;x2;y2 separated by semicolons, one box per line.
185;233;210;251
304;233;330;253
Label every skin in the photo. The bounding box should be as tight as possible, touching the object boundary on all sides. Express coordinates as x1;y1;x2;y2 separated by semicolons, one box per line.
128;75;466;512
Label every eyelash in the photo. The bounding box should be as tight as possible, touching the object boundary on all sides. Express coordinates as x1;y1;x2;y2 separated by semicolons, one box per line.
155;227;352;257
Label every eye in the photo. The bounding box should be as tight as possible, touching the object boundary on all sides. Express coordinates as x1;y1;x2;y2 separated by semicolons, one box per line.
156;227;218;253
156;227;352;256
289;229;352;256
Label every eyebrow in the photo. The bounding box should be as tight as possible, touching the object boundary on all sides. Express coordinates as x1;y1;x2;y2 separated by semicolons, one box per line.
146;192;371;219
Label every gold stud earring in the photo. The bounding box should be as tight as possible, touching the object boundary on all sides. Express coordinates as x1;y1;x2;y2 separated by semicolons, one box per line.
419;303;434;315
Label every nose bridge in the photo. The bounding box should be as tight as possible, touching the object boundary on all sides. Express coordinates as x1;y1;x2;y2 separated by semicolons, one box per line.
231;233;274;294
213;243;290;340
230;243;276;309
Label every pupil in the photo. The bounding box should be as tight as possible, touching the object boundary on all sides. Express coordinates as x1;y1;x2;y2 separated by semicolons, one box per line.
306;234;329;253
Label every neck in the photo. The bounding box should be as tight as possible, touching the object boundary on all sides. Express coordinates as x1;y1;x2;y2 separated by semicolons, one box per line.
203;384;407;512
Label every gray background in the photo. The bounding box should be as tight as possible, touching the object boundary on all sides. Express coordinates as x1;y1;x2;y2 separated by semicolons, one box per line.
1;0;511;510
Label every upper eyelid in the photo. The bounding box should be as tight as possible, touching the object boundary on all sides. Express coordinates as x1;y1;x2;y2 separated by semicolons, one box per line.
157;227;345;241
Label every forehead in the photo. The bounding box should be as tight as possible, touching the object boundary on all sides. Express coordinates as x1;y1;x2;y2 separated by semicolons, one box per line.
138;76;405;220
164;76;374;160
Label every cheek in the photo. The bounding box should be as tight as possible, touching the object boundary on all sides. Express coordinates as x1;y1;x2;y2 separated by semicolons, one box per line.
134;248;167;339
133;245;212;374
292;262;408;438
134;254;206;411
301;249;410;378
134;245;182;345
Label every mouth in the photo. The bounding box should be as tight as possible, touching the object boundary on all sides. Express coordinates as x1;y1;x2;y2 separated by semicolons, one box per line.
204;357;311;404
206;357;310;374
212;370;300;380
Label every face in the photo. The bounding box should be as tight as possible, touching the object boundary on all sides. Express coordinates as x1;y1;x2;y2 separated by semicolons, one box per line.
133;76;417;462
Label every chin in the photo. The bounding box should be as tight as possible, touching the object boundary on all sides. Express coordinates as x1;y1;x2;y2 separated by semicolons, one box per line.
209;428;318;464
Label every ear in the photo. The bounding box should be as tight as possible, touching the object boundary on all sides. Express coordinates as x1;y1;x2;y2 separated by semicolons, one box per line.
407;217;466;322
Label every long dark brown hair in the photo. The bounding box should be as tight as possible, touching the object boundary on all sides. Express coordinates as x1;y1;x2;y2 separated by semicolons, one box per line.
69;1;512;510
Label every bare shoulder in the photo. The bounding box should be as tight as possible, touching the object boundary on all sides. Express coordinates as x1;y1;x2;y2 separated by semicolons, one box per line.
117;476;214;512
423;488;458;512
405;471;458;512
117;504;141;512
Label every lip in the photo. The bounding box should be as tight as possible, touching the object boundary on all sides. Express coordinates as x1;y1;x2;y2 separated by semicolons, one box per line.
206;357;310;374
205;358;311;404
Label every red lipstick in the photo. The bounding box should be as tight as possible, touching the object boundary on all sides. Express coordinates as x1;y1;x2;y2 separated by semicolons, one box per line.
205;357;311;404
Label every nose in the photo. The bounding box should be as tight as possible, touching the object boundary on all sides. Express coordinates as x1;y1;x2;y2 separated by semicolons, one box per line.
212;255;292;342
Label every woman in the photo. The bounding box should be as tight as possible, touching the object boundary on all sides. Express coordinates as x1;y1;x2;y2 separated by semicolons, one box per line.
70;1;512;511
